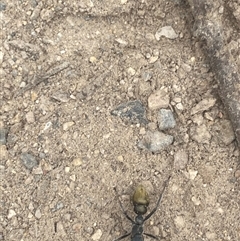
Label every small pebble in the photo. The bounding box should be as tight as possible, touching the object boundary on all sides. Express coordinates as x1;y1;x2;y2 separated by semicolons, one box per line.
148;89;170;110
155;26;178;40
188;170;198;180
52;202;64;212
176;103;184;110
91;229;102;241
21;153;39;170
0;128;7;145
52;91;69;102
26;111;35;123
157;109;176;130
0;145;8;161
8;209;16;219
72;158;82;166
35;208;42;219
56;221;66;236
141;71;152;81
111;100;148;124
63;121;75;131
127;67;136;76
174;150;188;170
0;2;6;11
138;131;173;152
0;51;4;64
206;232;217;240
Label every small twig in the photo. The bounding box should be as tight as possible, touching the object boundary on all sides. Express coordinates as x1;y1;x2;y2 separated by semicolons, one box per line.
15;61;70;97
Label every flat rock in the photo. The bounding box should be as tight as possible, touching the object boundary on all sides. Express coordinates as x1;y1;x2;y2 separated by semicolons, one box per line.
191;98;217;115
157;109;176;130
111;100;148;124
21;153;39;170
148;89;170;110
155;26;178;40
138;131;173;152
174;150;188;170
213;120;235;145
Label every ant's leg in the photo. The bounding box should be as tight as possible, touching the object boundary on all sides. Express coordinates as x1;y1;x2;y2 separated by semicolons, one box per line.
143;176;171;221
113;232;131;241
114;187;135;224
144;232;160;240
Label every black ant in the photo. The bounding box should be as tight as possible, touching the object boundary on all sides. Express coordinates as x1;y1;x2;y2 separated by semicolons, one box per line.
113;176;170;241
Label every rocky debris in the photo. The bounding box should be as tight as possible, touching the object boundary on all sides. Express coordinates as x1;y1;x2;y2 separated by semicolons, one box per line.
52;202;64;212
7;209;16;219
141;71;153;81
148;89;170;110
190;124;211;144
25;111;35;123
138;131;173;152
72;158;82;166
174;150;188;170
0;128;7;145
35;208;42;219
52;91;69;102
157;109;176;130
191;98;217;115
187;170;198;180
127;67;136;76
63;121;75;131
20;153;39;170
155;26;178;40
111;100;148;124
91;229;102;241
213;120;235;145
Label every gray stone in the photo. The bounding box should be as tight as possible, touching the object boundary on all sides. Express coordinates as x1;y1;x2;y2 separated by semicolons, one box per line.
141;71;153;81
138;131;173;152
0;128;7;145
111;100;148;124
158;109;176;130
0;2;6;11
20;153;38;170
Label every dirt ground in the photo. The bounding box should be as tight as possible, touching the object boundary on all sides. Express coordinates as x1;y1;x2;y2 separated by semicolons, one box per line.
0;1;240;241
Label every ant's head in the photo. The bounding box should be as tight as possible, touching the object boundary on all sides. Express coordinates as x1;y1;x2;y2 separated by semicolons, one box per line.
132;184;149;215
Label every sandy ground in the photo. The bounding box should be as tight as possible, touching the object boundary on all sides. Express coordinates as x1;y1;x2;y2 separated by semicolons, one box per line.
0;1;240;241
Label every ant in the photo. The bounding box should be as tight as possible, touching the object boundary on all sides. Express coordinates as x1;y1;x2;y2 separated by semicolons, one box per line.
113;176;170;241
